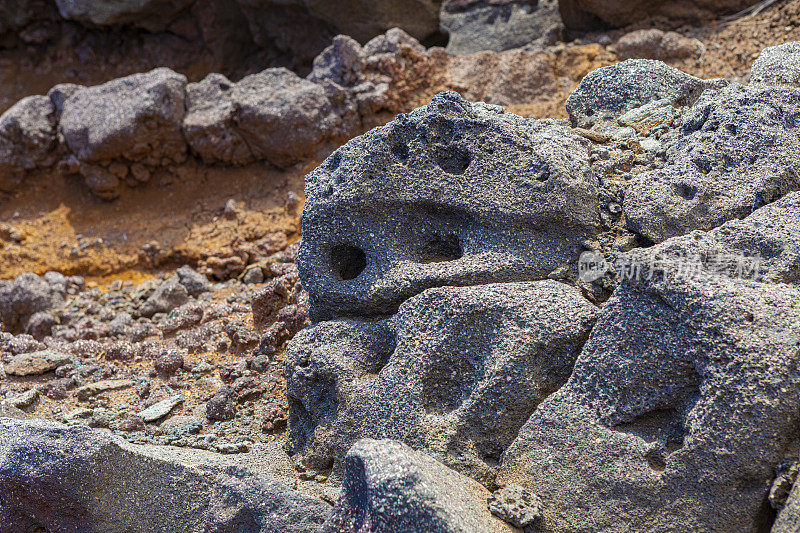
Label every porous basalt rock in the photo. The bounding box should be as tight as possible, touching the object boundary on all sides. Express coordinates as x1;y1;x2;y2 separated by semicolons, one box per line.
285;281;598;484
751;41;800;87
624;82;800;243
497;270;800;532
323;439;516;533
0;95;57;192
298;91;600;321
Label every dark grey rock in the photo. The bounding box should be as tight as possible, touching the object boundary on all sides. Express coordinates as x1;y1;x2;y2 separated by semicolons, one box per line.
497;270;800;532
625;83;800;243
286;281;598;484
0;273;65;333
0;95;57;192
441;0;561;55
139;276;190;318
0;418;330;532
299;91;600;321
323;439;515;533
59;68;187;167
53;0;194;32
184;68;340;168
751;41;800;87
176;265;211;297
487;484;542;529
565;59;719;128
308;34;364;86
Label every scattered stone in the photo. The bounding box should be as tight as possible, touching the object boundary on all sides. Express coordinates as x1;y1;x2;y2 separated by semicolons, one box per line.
487;484;542;528
4;350;71;376
6;388;39;409
75;379;135;401
137;394;183;422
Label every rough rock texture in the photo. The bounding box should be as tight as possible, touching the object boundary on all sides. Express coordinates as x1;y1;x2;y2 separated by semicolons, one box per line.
53;0;195;32
184;68;340;168
0;96;56;192
626;190;800;286
775;482;800;533
286;281;598;484
497;270;800;532
440;0;562;55
0;418;330;532
625;82;800;243
0;273;66;333
751;42;800;87
565;59;718;128
558;0;760;29
60;67;187;165
613;29;703;61
487;484;542;529
323;439;515;533
298;91;600;321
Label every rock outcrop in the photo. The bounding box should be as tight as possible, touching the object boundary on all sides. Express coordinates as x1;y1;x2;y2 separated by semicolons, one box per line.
286;281;598;483
0;417;330;532
298;91;600;321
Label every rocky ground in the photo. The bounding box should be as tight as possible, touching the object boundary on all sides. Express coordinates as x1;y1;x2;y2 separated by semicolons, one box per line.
3;0;800;532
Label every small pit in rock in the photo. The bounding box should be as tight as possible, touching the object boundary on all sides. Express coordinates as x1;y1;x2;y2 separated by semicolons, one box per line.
330;244;367;281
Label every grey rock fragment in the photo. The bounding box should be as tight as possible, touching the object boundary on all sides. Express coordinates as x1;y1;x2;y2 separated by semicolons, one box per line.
299;91;600;321
751;41;800;87
487;484;542;529
60;68;187;166
137;394;183;422
441;0;561;55
184;68;340;168
0;95;57;192
175;265;211;297
139;275;190;318
0;418;330;532
625;83;800;242
565;59;719;128
497;271;800;532
323;439;515;533
286;281;598;484
3;350;71;376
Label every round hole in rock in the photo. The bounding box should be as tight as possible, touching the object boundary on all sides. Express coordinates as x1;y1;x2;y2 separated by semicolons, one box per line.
391;142;409;161
330;244;367;281
674;183;698;200
418;234;463;264
436;146;471;174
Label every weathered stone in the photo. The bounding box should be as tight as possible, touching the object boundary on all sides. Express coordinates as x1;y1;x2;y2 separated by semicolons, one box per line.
0;95;56;192
323;439;515;533
175;265;211;297
751;41;800;87
614;29;703;60
184;68;339;167
139;276;190;318
625;82;800;243
487;484;542;529
441;0;561;55
299;91;600;321
497;270;800;532
774;480;800;532
0;418;330;532
60;68;187;166
4;350;71;377
0;272;63;333
286;281;598;484
75;379;136;401
565;59;719;128
53;0;195;32
137;394;183;422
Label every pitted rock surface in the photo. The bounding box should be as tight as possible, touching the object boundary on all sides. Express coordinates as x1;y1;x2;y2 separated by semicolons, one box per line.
299;91;600;321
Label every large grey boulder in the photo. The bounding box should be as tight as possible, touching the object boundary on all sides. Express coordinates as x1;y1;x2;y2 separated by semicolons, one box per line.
54;0;195;32
286;281;598;485
497;270;800;531
440;0;561;55
0;418;330;532
751;41;800;87
183;68;340;168
0;273;65;333
624;82;800;243
323;439;516;533
0;95;57;192
298;91;600;321
565;59;718;128
60;67;187;165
